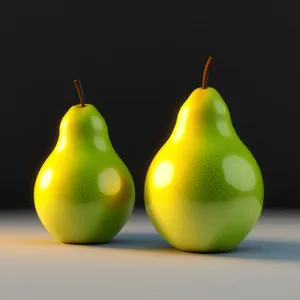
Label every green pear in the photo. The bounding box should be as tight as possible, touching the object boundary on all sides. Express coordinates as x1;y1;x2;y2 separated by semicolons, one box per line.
34;79;135;244
144;57;264;252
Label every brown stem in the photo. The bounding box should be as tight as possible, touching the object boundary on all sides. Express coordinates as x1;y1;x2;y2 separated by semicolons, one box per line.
73;79;85;107
202;56;214;89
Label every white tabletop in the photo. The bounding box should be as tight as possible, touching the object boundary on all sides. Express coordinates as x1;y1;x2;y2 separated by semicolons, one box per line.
0;209;299;300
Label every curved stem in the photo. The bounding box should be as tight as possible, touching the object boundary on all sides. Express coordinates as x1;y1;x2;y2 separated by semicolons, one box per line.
202;56;214;89
73;79;85;107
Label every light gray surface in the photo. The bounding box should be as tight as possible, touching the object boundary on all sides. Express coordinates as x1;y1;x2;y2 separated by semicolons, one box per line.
0;209;300;300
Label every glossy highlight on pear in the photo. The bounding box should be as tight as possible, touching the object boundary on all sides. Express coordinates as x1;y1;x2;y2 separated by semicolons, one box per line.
144;57;264;253
34;79;135;244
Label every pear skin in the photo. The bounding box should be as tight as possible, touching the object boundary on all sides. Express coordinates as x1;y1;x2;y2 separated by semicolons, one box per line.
34;80;135;244
144;57;264;252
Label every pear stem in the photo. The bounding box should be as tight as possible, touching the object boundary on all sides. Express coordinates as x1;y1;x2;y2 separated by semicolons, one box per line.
73;79;85;107
202;56;214;89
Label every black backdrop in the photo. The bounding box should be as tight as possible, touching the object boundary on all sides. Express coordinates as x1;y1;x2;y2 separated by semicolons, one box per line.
4;1;300;209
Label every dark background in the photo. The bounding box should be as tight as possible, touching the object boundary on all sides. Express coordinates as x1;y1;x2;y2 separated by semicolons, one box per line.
4;1;299;210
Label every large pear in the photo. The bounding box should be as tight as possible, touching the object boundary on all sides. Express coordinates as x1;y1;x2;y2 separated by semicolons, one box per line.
144;57;264;252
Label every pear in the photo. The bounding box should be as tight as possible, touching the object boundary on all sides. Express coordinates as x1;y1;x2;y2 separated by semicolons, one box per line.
34;79;135;244
144;57;264;253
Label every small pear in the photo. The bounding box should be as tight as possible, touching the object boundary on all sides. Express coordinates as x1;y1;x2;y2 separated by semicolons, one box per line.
34;80;135;244
144;57;264;252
